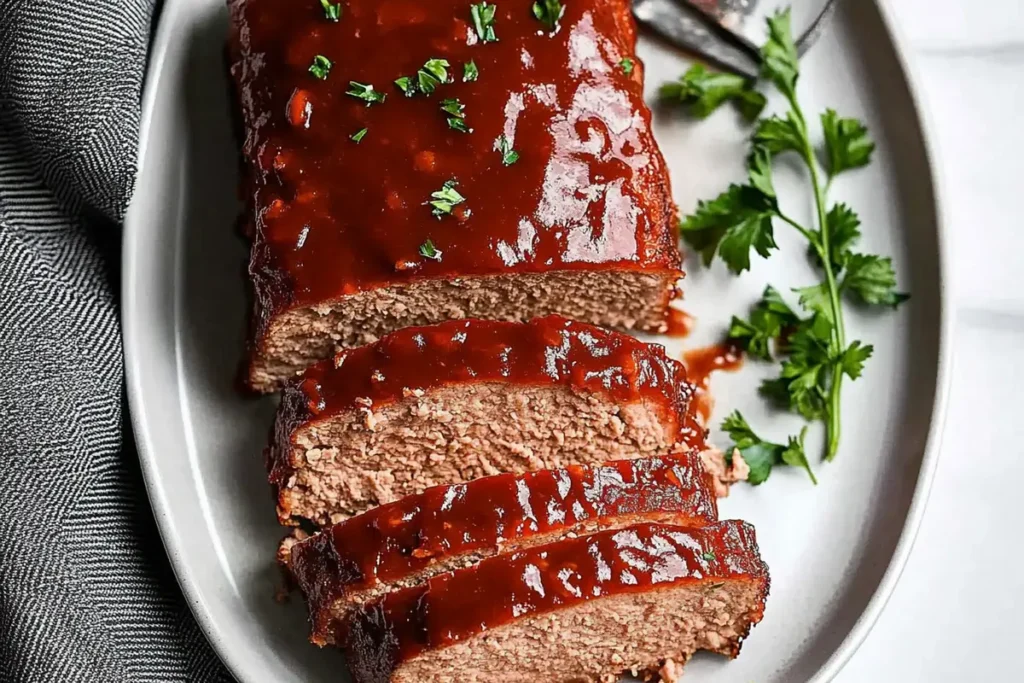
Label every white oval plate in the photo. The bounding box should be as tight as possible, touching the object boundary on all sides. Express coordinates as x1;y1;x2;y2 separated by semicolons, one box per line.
124;1;952;681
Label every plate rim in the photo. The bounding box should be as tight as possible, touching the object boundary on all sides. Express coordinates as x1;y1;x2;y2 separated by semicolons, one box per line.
122;0;954;680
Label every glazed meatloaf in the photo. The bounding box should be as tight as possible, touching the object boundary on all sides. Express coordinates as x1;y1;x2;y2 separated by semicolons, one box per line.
341;521;769;683
268;317;705;526
227;0;682;392
284;453;718;641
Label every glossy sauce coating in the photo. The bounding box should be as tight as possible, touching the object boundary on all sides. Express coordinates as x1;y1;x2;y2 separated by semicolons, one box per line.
683;341;744;424
341;521;768;681
227;0;680;333
290;453;718;638
273;316;695;440
664;306;695;338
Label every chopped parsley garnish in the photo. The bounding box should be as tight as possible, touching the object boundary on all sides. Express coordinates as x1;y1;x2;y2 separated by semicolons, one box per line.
394;76;415;96
532;0;563;31
428;180;465;217
702;551;717;562
395;59;452;97
419;239;443;261
308;55;332;80
350;128;368;143
497;134;519;165
470;2;498;43
441;98;470;133
619;57;634;75
319;0;342;21
679;10;907;478
346;81;386;105
418;58;451;95
463;60;479;82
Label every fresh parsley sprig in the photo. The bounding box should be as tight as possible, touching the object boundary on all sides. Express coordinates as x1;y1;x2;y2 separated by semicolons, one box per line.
722;411;816;484
679;10;907;476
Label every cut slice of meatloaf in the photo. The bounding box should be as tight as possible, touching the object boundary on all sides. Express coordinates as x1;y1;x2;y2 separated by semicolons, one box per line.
227;0;682;392
267;317;705;526
284;453;718;642
340;521;769;683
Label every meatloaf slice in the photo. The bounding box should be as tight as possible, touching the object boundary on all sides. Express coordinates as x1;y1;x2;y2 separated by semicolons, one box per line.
284;452;718;641
228;0;682;392
268;317;704;526
340;521;769;683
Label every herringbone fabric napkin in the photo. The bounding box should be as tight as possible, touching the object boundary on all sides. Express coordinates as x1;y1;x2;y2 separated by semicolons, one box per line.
0;1;230;680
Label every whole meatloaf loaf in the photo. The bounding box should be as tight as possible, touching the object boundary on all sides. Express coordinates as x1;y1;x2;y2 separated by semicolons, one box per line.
227;0;682;392
340;521;769;683
283;452;718;642
267;316;705;526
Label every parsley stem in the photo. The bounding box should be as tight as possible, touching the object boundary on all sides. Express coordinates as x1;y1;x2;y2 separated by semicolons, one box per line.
777;212;813;241
791;95;846;462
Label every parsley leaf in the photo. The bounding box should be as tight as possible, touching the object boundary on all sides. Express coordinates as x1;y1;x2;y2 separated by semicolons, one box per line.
818;203;862;270
821;109;875;177
842;254;909;307
760;9;800;99
795;283;833;322
753;114;804;156
780;428;818;484
419;239;443;261
346;81;386;105
619;57;634;75
728;285;799;361
720;412;817;485
532;0;564;31
319;0;342;21
308;55;332;80
497;134;519;166
418;58;451;95
428;180;465;218
838;341;873;380
350;128;368;143
679;184;778;273
394;76;416;96
702;551;717;562
660;64;766;122
470;2;498;43
441;98;471;133
463;60;479;82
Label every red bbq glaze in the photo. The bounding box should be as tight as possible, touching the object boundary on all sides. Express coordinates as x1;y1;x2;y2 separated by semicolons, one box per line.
664;306;695;338
683;341;744;424
340;521;769;682
271;316;697;446
290;453;718;639
227;0;680;336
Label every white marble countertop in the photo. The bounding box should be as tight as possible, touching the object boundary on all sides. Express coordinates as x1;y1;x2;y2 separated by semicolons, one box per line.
838;0;1024;679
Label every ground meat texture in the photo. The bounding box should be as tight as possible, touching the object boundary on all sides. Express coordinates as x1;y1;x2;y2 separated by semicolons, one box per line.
284;453;718;643
339;521;769;683
267;318;704;526
227;0;682;392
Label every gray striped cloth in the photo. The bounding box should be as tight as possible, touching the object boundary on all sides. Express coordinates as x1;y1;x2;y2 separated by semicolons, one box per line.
0;1;230;680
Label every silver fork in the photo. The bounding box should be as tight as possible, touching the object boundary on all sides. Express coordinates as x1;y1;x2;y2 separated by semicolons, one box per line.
633;0;838;78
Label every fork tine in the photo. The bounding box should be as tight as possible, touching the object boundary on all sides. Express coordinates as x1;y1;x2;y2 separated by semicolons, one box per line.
633;0;761;78
634;0;838;76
